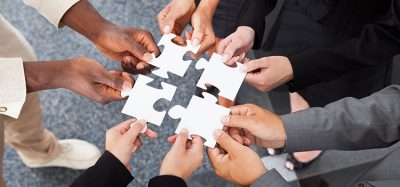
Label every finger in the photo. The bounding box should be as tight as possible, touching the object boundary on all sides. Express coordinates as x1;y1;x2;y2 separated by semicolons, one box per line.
191;18;205;48
222;39;243;63
167;135;178;144
228;127;244;145
171;128;189;151
142;127;158;139
185;30;193;41
190;135;204;151
133;137;143;150
109;119;137;135
100;70;133;91
171;35;187;46
123;38;153;63
192;33;215;58
122;120;146;142
213;130;243;154
221;114;255;130
157;5;172;34
163;9;179;34
240;58;270;73
225;56;240;67
139;31;161;56
206;147;224;165
216;37;231;55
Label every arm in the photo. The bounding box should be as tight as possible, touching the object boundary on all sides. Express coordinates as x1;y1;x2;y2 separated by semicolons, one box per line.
71;151;134;187
283;85;400;152
237;0;277;49
288;0;400;91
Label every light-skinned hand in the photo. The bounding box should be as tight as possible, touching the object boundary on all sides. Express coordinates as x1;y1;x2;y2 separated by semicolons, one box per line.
207;130;267;186
221;104;286;149
217;26;255;66
160;128;204;180
106;119;158;170
241;56;294;92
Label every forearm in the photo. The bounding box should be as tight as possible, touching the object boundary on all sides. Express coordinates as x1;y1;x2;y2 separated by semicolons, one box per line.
283;85;400;152
197;0;219;18
23;60;69;93
60;0;115;43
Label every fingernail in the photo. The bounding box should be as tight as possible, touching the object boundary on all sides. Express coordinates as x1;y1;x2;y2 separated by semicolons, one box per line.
163;25;171;33
138;119;147;125
213;129;222;139
143;53;153;61
221;115;230;123
137;64;145;69
122;81;132;91
240;64;248;72
132;146;138;153
180;128;188;134
222;54;229;62
192;39;199;47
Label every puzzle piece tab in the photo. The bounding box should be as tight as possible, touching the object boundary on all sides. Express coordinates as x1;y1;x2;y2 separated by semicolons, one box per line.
121;75;176;126
168;92;230;148
195;53;246;101
149;33;200;78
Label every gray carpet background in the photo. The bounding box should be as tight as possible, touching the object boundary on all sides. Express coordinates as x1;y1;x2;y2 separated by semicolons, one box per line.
0;0;230;186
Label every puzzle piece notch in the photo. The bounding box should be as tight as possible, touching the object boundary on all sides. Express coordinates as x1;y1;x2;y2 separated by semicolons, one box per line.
195;53;246;101
149;33;201;78
169;92;230;148
121;75;177;126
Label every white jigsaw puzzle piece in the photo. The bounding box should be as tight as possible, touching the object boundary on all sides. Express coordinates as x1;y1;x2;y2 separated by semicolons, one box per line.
168;92;230;148
195;53;246;101
149;33;200;78
121;75;177;126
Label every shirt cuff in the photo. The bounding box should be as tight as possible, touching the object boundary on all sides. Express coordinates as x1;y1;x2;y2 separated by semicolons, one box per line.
0;58;26;119
23;0;80;28
252;169;289;187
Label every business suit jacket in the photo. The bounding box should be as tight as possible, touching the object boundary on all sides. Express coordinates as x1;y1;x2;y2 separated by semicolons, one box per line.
71;151;188;187
238;0;400;107
0;0;79;119
251;85;400;187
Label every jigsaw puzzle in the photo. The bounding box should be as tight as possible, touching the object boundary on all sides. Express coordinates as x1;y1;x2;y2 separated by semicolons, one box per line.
121;74;176;126
168;92;231;148
196;53;246;101
148;33;200;78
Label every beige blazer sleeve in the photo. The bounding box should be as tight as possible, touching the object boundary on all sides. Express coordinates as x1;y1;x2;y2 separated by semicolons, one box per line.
23;0;80;27
0;58;26;119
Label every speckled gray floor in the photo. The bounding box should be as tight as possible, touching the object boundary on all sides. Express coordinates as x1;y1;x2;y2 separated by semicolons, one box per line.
0;0;225;186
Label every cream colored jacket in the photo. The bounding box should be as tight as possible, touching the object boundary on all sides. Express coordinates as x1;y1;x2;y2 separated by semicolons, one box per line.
0;0;79;119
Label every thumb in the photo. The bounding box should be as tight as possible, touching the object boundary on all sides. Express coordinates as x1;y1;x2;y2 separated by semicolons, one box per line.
240;59;269;73
221;115;255;130
191;19;205;48
213;130;242;155
122;120;146;144
101;71;132;91
172;128;189;151
163;11;179;34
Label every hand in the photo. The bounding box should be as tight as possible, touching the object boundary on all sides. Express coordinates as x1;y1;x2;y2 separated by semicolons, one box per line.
207;130;267;186
186;8;216;58
221;104;286;148
157;0;196;45
106;119;157;170
241;56;294;92
93;25;160;74
61;0;159;74
217;26;255;66
160;128;204;180
63;57;134;104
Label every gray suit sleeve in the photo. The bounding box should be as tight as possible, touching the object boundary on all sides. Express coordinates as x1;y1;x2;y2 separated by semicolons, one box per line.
252;169;290;187
282;85;400;152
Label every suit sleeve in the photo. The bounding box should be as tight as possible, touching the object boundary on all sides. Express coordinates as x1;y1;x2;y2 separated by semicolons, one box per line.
237;0;277;49
148;175;187;187
23;0;80;27
0;58;26;119
71;151;134;187
287;0;400;91
252;169;290;187
282;85;400;152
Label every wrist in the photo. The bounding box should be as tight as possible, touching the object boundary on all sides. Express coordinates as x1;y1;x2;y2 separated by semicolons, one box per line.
197;0;219;17
23;60;68;92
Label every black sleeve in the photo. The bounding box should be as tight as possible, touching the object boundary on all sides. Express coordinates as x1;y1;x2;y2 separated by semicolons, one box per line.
287;0;400;91
238;0;277;49
71;151;134;187
148;175;187;187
